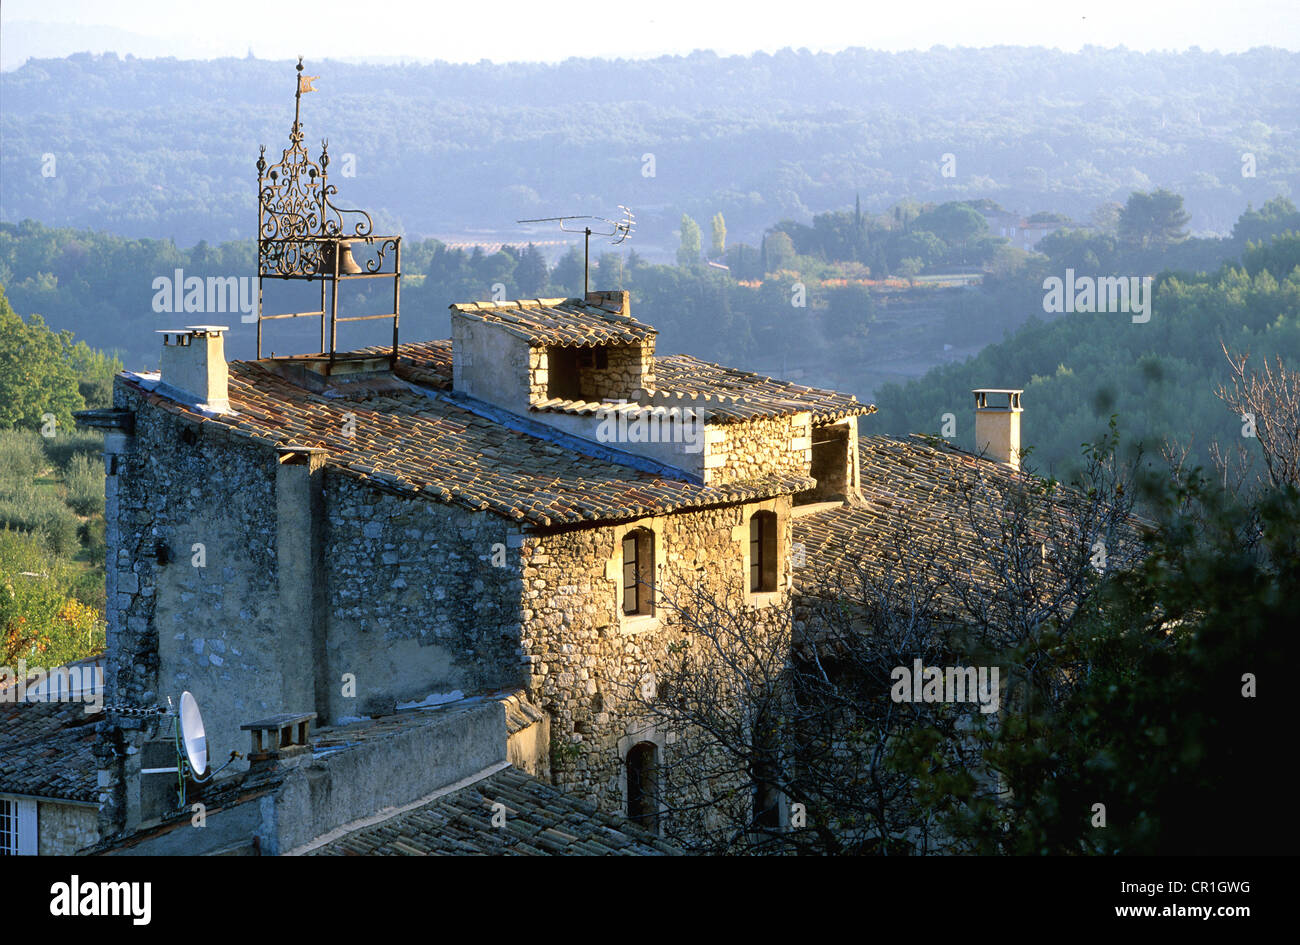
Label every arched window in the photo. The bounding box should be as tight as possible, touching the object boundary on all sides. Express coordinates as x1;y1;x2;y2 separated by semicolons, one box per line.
626;741;659;830
622;528;655;616
749;511;778;592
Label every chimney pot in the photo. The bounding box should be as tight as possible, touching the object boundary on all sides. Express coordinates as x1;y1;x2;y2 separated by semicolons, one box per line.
972;388;1023;469
157;325;230;412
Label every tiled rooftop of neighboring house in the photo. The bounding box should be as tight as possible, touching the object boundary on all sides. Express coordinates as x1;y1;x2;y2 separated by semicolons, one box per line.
119;359;815;527
0;694;100;804
450;297;657;346
793;434;1147;614
306;765;682;856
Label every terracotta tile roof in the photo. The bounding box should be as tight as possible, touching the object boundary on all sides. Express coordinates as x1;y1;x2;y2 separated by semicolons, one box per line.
450;297;656;346
0;698;99;803
119;359;813;527
308;766;683;856
652;354;876;424
794;434;1146;613
369;341;873;426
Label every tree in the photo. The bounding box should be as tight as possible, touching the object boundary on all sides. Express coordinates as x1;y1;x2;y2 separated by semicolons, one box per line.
619;428;1143;854
710;213;727;259
514;243;549;296
762;231;796;273
1118;189;1190;250
677;214;703;268
0;288;85;433
1089;201;1124;233
549;246;584;296
914;202;987;250
823;284;874;343
1212;342;1300;490
915;462;1292;855
897;257;924;283
596;252;625;288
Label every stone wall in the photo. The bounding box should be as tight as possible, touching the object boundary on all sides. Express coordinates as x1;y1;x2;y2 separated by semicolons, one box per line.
99;381;284;839
532;341;654;405
321;475;525;722
37;801;99;855
703;413;812;485
451;315;532;410
517;498;793;829
579;342;654;401
98;379;530;839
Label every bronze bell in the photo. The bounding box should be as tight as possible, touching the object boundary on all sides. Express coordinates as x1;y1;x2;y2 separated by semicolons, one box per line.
318;239;363;275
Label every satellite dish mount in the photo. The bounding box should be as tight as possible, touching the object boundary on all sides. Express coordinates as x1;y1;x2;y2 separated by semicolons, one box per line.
140;691;241;809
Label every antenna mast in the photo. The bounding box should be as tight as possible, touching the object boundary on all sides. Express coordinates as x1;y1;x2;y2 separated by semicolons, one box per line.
516;207;634;296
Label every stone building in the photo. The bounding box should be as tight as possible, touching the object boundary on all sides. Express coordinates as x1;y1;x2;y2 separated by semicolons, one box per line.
17;64;1105;855
0;656;102;855
75;287;875;847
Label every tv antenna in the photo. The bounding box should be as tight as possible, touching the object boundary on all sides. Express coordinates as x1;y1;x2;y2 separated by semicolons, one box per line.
517;206;634;297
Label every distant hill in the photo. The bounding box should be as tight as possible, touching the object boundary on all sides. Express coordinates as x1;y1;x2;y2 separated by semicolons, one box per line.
1;47;1298;251
870;225;1300;479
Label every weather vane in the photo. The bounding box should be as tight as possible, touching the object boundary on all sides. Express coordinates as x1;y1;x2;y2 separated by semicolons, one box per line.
517;206;635;296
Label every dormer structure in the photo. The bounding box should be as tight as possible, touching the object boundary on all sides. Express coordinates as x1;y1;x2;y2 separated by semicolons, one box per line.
451;291;655;411
451;290;867;494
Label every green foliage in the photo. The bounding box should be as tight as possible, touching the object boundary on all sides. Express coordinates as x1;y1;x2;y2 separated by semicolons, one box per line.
0;529;105;665
762;231;796;273
41;430;104;473
64;453;105;517
907;473;1294;855
710;213;727;258
913;203;987;250
0;288;85;433
873;224;1300;480
5;49;1296;259
678;214;702;268
549;732;584;769
67;340;123;408
0;428;47;482
0;484;80;555
1118;188;1191;250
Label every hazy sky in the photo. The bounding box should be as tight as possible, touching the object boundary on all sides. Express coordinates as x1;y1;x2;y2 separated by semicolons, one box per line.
3;0;1298;67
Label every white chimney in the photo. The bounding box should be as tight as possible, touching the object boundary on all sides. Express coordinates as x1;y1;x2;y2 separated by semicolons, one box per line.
973;388;1022;469
157;326;229;412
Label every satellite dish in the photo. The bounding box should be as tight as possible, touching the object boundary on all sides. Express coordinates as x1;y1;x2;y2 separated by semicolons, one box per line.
178;691;209;777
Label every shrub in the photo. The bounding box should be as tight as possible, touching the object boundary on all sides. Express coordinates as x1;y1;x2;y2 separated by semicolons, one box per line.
43;430;104;472
64;452;105;516
0;529;105;664
80;517;107;567
0;485;80;555
0;428;48;485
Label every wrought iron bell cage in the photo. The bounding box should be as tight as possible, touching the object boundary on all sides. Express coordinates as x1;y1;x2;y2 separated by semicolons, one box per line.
255;58;400;367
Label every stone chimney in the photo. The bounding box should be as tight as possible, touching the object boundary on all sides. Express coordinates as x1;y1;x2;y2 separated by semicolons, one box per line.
157;326;229;411
973;388;1023;469
585;289;631;317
